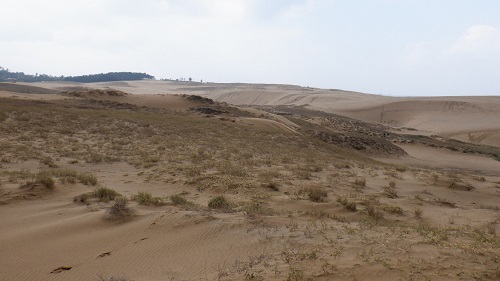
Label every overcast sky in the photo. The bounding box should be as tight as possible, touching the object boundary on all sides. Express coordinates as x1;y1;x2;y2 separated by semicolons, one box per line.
1;0;500;96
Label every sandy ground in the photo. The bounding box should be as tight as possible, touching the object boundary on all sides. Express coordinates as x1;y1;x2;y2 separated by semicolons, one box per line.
24;80;500;147
1;82;499;280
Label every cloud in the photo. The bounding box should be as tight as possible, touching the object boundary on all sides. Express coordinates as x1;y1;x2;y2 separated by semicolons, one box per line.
282;0;321;19
449;25;500;56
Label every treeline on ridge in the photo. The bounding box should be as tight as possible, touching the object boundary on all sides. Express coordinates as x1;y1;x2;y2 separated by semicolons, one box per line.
0;66;155;83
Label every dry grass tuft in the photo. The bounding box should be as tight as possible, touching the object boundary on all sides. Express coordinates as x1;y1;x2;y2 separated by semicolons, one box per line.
365;203;384;220
414;208;423;219
337;197;357;212
305;186;328;202
383;181;398;198
381;204;404;215
353;177;366;188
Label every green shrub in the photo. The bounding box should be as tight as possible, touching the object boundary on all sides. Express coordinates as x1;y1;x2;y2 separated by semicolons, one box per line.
170;194;188;205
107;197;133;218
93;186;120;202
132;192;166;206
36;172;55;189
244;202;274;219
77;172;98;186
208;195;231;210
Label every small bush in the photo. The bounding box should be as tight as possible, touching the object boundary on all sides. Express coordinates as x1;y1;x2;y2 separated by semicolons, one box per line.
77;172;98;186
93;186;120;202
170;194;188;205
381;204;404;215
73;193;92;204
86;152;104;163
353;177;366;187
414;208;423;219
59;175;77;184
244;202;274;219
472;176;485;182
40;156;58;168
265;181;280;191
208;195;231;211
337;197;357;212
36;173;55;189
307;186;327;202
107;197;133;218
383;186;398;198
132;192;166;206
366;204;384;220
395;166;407;172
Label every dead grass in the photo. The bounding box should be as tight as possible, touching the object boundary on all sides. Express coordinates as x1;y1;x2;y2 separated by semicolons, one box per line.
365;203;384;220
414;208;423;219
353;177;366;188
301;186;328;202
383;181;398;198
337;197;357;212
381;204;404;215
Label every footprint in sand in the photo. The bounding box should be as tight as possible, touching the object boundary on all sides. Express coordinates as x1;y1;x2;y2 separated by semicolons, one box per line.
50;266;72;273
98;252;111;258
134;237;148;244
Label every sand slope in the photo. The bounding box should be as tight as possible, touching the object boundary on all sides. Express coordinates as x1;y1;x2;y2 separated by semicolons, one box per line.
24;80;500;146
1;85;499;280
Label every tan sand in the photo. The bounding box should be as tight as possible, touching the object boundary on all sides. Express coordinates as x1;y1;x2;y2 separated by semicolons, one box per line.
1;81;498;280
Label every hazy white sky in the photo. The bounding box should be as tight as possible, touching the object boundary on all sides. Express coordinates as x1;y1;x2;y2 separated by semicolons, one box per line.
1;0;499;96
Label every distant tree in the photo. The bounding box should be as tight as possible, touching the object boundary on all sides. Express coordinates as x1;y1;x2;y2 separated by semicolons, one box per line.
63;72;154;83
188;77;192;82
0;67;155;83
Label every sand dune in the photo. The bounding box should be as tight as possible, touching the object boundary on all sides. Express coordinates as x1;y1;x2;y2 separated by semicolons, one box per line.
2;81;498;280
25;80;500;146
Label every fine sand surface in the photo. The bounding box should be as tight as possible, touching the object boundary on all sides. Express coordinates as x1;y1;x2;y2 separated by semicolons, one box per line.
1;82;499;280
